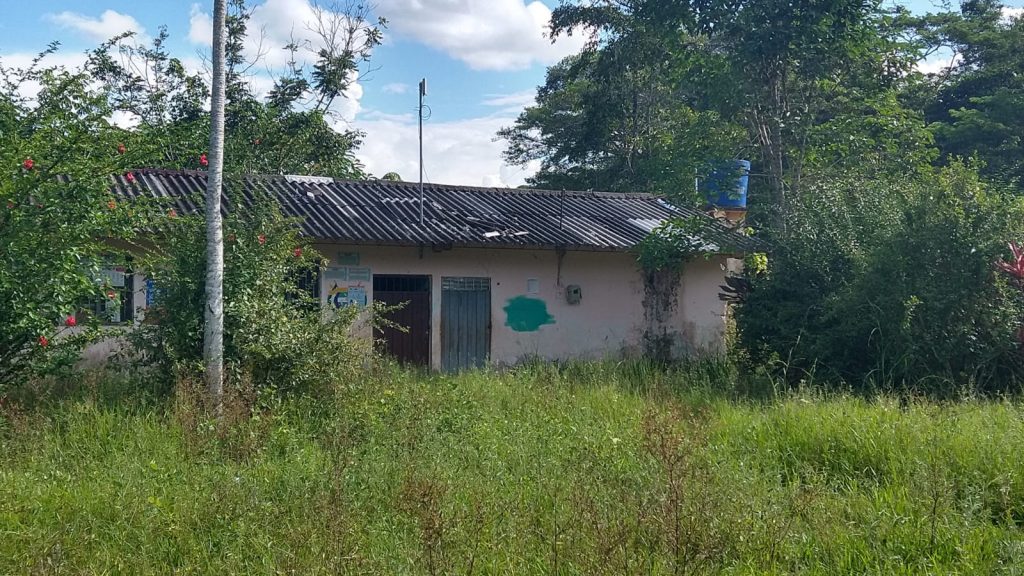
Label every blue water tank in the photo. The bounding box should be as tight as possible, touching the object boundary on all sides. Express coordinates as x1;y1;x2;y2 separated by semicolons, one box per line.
702;159;750;209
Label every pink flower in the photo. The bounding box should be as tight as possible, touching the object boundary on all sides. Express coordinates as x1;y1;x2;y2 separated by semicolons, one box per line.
65;316;77;327
258;234;266;245
22;157;34;170
125;172;136;184
199;153;209;167
167;208;177;218
293;247;303;258
107;290;117;300
38;335;48;347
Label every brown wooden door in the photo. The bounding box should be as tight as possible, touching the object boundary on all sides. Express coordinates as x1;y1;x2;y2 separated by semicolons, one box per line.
373;275;431;366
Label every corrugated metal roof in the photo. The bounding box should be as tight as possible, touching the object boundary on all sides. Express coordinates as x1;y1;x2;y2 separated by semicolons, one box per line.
113;169;762;253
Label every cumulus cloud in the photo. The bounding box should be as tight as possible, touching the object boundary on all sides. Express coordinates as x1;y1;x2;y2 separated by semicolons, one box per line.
46;9;146;42
353;110;537;187
188;4;213;46
374;0;587;70
382;82;410;94
916;51;961;75
0;52;89;101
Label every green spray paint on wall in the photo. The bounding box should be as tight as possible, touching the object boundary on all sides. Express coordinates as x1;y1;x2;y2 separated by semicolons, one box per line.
504;296;555;332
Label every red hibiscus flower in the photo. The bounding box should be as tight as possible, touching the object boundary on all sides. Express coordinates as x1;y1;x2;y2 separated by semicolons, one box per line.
38;335;48;347
293;247;303;258
22;157;34;170
65;316;77;327
167;208;178;218
199;153;209;167
125;172;135;183
258;234;266;245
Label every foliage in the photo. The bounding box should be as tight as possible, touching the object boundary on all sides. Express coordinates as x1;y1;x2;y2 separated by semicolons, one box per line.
87;0;384;179
913;0;1024;186
0;49;145;390
504;0;925;224
499;50;746;198
126;188;362;394
635;216;721;270
3;362;1024;573
737;163;1024;391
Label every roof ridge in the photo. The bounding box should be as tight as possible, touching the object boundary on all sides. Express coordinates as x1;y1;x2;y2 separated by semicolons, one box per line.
129;168;667;200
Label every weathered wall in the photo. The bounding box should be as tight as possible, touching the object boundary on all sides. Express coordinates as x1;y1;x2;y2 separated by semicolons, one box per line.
314;244;736;369
80;246;737;368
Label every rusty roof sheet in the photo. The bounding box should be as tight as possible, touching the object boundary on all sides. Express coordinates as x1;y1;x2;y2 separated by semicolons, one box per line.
113;169;762;253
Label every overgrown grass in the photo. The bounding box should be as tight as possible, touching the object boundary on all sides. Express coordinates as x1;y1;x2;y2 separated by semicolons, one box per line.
2;361;1024;574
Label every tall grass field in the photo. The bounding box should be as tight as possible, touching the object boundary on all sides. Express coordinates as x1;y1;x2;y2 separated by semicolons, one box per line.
2;362;1023;574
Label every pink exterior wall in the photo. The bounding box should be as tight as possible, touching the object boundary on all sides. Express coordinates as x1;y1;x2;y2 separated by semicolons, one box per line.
80;245;738;368
315;244;736;369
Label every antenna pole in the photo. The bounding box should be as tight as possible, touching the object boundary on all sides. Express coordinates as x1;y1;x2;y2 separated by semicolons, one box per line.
418;78;426;225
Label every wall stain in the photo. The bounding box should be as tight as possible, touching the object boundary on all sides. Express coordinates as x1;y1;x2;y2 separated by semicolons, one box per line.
642;267;684;363
504;296;555;332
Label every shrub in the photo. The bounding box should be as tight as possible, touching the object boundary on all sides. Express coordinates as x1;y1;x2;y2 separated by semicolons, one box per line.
127;187;364;395
737;163;1024;392
0;51;144;392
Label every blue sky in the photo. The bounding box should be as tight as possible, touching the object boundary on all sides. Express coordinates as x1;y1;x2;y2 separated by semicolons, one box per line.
1;0;1022;186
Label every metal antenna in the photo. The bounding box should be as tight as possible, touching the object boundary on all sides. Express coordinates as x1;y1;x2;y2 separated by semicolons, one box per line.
418;78;426;225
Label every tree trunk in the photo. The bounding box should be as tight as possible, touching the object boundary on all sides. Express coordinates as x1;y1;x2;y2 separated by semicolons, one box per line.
204;0;227;410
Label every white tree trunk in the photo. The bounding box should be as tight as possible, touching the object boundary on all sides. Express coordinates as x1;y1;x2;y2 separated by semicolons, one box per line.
204;0;227;408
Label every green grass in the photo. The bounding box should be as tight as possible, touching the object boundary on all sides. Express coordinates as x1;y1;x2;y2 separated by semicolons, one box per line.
2;361;1024;574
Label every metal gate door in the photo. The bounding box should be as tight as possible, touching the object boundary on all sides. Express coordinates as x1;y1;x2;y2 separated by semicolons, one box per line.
373;275;431;366
441;277;491;372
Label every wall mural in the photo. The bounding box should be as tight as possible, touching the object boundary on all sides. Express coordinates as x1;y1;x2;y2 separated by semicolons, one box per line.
503;296;555;332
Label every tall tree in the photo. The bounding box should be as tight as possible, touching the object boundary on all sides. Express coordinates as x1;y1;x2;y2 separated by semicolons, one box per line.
914;0;1024;186
503;0;921;230
205;0;227;405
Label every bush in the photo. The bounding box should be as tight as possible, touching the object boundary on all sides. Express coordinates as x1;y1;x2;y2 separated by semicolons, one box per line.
128;187;364;395
737;163;1024;392
0;52;144;392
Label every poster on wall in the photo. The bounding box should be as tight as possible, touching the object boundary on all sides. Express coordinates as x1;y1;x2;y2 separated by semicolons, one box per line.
325;267;369;309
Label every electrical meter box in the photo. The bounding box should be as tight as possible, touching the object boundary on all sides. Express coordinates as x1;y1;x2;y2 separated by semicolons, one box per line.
566;284;582;305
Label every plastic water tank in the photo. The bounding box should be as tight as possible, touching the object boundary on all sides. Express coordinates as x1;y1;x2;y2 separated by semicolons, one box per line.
702;159;750;209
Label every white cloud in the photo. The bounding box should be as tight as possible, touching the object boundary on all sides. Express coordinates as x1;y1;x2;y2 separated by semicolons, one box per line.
916;51;961;75
383;82;410;94
0;52;89;101
482;90;536;111
1003;7;1024;22
353;110;536;187
375;0;587;71
188;4;213;46
46;9;145;42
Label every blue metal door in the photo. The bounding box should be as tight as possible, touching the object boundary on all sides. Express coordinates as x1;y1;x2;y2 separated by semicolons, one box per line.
441;277;491;371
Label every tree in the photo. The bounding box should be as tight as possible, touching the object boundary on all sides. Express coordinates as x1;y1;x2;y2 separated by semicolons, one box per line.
504;0;923;229
205;0;228;404
87;0;384;179
913;0;1024;186
0;49;144;390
